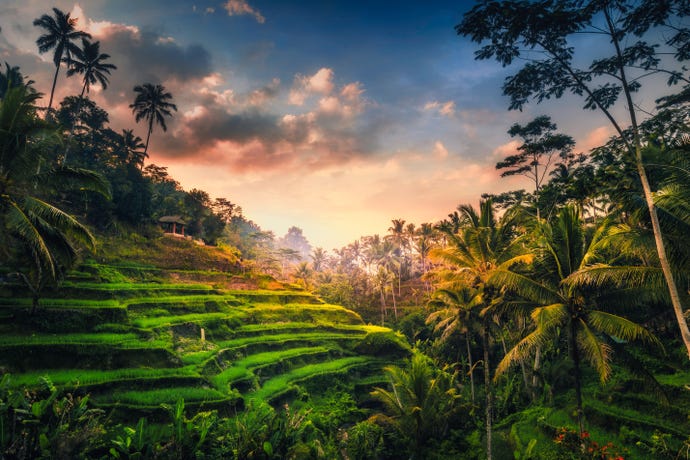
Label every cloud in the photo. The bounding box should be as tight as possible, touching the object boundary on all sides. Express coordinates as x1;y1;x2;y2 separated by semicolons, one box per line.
578;126;614;152
424;100;456;117
492;140;520;159
289;67;335;105
433;141;449;160
223;0;265;24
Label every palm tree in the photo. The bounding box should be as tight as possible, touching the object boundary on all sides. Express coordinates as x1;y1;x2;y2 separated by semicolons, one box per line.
426;286;482;404
493;206;659;436
0;62;35;99
33;8;91;109
0;85;109;312
130;83;177;161
119;129;147;168
66;38;116;99
431;199;527;460
386;218;407;295
371;353;461;456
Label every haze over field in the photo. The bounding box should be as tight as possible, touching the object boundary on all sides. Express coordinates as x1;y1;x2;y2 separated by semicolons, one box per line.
0;0;629;248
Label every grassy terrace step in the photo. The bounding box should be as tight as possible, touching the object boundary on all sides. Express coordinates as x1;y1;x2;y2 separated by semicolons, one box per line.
212;331;367;356
0;344;178;370
7;366;201;389
131;312;247;330
124;294;243;312
230;322;388;338
94;386;232;409
249;357;381;403
52;282;221;299
0;332;154;347
585;398;690;438
244;303;363;324
210;346;335;391
227;290;322;304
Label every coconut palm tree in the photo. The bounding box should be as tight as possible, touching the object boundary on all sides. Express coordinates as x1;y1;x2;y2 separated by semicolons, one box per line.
493;206;660;436
33;8;91;109
371;352;461;456
426;286;482;404
0;85;109;312
431;199;527;460
130;83;177;160
66;38;116;99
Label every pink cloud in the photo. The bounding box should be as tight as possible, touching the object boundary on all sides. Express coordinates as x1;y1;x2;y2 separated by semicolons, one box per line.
424;100;456;117
223;0;265;24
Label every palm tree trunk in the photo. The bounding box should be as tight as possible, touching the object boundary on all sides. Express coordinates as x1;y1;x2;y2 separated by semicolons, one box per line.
391;281;397;319
144;117;153;159
604;7;690;359
466;333;475;404
569;319;584;437
48;64;60;109
482;321;493;460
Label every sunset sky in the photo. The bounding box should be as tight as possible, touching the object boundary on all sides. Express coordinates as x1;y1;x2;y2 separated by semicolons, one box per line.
0;0;627;250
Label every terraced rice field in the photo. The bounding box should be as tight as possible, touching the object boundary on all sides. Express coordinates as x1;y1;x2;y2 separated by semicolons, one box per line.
0;265;409;417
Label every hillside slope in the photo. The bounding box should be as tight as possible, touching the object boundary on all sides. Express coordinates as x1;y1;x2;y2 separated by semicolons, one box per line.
0;236;410;419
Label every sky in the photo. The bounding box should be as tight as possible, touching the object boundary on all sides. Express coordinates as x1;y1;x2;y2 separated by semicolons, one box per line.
0;0;634;250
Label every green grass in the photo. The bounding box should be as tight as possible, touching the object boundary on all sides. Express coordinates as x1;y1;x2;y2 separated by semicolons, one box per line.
131;312;243;329
100;386;230;407
215;331;365;351
251;357;376;402
211;346;333;390
0;332;142;346
8;366;201;388
0;298;122;309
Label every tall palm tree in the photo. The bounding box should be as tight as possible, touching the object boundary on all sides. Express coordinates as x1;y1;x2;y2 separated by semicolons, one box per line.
33;8;91;109
386;218;407;295
0;85;109;312
66;38;116;99
431;199;527;460
130;83;177;160
493;206;659;435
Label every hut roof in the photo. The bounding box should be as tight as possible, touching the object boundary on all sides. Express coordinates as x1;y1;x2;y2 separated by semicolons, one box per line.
158;215;186;224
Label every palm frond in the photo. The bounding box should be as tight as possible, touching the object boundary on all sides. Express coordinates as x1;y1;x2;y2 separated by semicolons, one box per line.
576;320;612;382
566;264;666;291
494;325;555;379
491;268;559;305
588;310;661;348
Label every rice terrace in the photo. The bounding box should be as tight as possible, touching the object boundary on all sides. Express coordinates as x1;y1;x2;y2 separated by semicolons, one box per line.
1;1;690;459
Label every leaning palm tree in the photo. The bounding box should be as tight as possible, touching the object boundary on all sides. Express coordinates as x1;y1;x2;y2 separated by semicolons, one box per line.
493;206;659;436
431;199;527;460
0;85;109;312
66;38;116;99
130;83;177;160
33;8;91;109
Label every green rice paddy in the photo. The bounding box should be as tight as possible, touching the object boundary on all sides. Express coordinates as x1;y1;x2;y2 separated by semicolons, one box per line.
0;263;401;414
